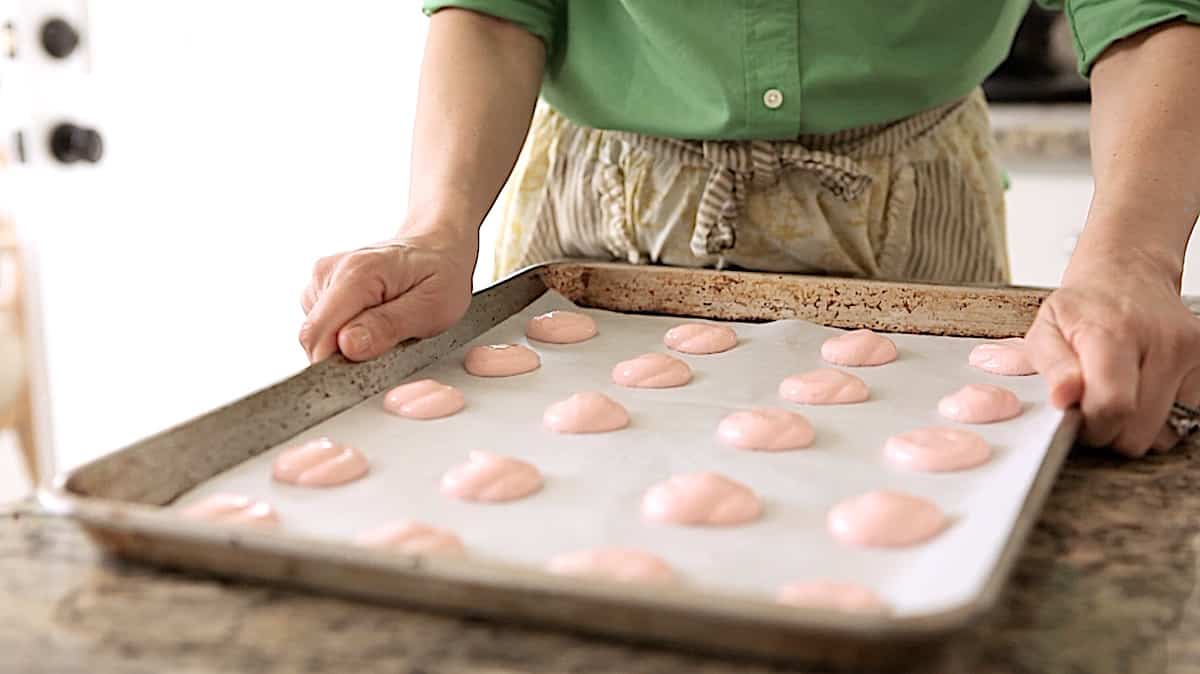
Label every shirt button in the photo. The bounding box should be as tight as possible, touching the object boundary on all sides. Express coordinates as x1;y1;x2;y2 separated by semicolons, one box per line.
762;88;784;110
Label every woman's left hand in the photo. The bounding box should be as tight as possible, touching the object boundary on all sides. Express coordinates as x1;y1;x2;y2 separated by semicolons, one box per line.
1025;247;1200;456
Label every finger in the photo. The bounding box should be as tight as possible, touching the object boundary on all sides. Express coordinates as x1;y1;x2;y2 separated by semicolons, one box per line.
1112;349;1185;456
1073;326;1141;450
301;284;318;315
312;255;336;290
336;283;441;362
1151;426;1177;453
298;256;337;358
1151;368;1200;453
1025;311;1083;410
300;266;388;363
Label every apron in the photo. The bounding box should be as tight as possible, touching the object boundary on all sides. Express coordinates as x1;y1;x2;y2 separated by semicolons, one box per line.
493;89;1009;285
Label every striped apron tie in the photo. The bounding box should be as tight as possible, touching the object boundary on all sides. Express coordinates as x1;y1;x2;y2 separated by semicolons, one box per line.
606;134;873;261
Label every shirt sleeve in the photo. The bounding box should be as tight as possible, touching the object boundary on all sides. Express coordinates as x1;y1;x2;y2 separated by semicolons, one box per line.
1037;0;1200;75
421;1;561;53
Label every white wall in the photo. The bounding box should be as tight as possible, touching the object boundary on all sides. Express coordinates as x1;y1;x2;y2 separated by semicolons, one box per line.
21;3;501;470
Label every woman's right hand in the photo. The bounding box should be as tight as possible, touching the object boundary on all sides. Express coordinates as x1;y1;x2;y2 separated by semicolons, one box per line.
298;232;476;363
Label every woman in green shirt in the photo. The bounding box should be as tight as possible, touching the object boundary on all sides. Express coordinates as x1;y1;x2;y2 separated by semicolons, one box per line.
298;2;1200;457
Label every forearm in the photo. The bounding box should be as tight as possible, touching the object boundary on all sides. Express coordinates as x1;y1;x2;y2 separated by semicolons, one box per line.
1071;21;1200;287
402;9;546;243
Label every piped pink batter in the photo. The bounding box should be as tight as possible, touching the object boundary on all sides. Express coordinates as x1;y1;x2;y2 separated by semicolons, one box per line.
938;383;1022;423
641;472;762;526
525;310;598;344
777;580;890;615
828;490;948;548
354;520;466;557
547;548;676;585
778;368;870;405
663;323;738;355
884;427;993;472
383;379;465;419
820;329;898;367
717;408;814;452
272;437;369;487
611;353;693;388
440;451;544;502
463;344;540;377
180;493;280;528
543;392;630;434
969;338;1036;376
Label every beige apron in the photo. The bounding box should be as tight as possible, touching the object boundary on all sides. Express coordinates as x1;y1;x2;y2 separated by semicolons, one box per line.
493;89;1009;285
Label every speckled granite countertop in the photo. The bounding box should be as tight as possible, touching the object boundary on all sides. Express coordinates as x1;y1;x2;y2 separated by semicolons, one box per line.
990;104;1090;161
3;442;1198;674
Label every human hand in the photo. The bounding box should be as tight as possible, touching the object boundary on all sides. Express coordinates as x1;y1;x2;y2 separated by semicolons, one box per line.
299;232;476;363
1025;247;1200;456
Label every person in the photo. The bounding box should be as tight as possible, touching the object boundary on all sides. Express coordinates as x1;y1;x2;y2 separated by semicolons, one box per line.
298;2;1200;457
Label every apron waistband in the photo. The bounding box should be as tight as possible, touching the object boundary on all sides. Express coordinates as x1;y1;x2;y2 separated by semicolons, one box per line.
600;94;971;258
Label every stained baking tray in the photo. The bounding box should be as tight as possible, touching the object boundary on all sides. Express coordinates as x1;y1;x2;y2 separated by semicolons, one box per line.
40;262;1080;668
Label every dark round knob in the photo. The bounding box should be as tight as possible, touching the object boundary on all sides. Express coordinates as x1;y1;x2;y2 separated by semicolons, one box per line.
49;123;103;164
41;18;79;59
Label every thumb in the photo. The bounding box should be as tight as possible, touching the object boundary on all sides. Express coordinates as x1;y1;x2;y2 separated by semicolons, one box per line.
1026;311;1084;410
336;292;440;362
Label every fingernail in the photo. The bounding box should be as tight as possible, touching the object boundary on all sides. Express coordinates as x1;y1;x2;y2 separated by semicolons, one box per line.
345;326;371;354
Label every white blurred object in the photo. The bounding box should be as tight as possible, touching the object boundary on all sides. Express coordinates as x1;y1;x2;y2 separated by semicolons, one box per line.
0;0;91;495
16;2;439;472
17;220;55;488
0;214;43;499
0;221;27;420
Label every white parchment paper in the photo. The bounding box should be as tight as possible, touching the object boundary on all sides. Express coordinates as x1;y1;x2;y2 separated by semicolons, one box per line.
173;291;1064;616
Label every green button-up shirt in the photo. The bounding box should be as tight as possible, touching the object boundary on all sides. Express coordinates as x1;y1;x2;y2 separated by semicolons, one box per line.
422;0;1200;138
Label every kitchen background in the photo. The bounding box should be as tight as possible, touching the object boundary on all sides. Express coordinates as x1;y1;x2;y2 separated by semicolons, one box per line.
1;2;1198;501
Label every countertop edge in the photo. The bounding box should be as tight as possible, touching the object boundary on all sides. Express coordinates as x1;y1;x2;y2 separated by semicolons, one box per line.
989;103;1090;162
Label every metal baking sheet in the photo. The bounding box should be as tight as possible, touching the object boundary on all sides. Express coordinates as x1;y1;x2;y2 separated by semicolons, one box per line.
171;290;1064;617
42;264;1080;666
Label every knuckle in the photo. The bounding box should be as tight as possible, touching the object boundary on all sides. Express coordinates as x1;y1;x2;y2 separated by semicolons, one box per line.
1110;434;1150;458
1100;396;1138;420
311;256;337;288
1118;421;1160;456
1038;292;1078;324
1151;428;1179;453
312;255;336;278
1082;426;1117;450
337;253;382;283
1025;312;1054;338
1088;389;1137;421
1081;410;1123;446
298;321;317;350
1080;317;1133;343
1165;321;1200;354
1032;301;1059;324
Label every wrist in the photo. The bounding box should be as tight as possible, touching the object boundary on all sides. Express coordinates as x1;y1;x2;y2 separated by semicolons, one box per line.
1065;236;1184;292
396;211;480;254
1074;199;1193;273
